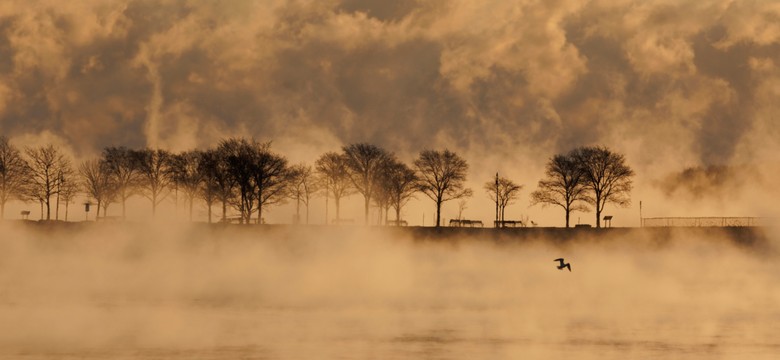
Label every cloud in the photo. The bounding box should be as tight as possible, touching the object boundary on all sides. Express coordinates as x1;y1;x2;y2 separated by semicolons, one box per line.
0;0;779;221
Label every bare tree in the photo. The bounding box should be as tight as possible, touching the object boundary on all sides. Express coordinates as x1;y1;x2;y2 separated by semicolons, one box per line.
220;138;258;224
79;159;117;220
343;143;392;225
457;199;468;220
0;136;29;219
382;159;418;225
315;152;353;224
57;169;80;221
171;150;205;221
414;149;473;227
484;176;523;226
24;145;70;220
530;153;590;228
253;143;289;225
288;164;319;225
572;146;634;228
199;147;236;223
133;148;175;217
101;147;140;218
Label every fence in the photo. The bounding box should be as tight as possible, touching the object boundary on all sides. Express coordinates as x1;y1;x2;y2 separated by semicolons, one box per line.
641;217;771;227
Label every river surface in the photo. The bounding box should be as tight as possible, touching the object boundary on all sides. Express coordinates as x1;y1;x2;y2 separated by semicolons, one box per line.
0;225;778;359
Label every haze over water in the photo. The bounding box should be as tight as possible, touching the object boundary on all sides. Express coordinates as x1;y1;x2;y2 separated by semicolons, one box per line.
1;223;777;359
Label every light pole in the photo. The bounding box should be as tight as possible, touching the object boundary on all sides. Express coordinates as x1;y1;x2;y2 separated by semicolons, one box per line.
495;172;499;228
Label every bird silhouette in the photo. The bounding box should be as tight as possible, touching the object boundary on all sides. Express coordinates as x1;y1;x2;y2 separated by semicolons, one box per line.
554;258;571;272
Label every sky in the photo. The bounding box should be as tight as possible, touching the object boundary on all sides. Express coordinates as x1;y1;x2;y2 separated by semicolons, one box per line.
0;0;779;225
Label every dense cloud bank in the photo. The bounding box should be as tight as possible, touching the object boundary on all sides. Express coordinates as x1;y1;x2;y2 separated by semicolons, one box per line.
0;0;778;218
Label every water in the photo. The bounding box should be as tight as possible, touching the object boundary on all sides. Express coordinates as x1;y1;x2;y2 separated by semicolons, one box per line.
0;224;778;359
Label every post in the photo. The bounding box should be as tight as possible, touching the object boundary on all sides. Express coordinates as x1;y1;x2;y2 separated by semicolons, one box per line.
639;201;642;228
495;172;499;228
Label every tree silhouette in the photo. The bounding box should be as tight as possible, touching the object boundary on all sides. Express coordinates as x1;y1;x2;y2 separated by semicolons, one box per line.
484;176;523;226
343;143;391;225
414;149;472;227
101;147;140;219
382;159;418;225
56;168;79;221
572;146;634;228
79;159;117;220
24;145;71;220
253;143;289;224
198;148;235;223
530;152;590;228
171;150;205;221
315;152;353;224
288;163;318;225
219;138;257;224
0;136;29;219
133;148;175;217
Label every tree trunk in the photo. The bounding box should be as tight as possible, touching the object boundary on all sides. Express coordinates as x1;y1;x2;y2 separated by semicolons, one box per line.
188;196;193;222
395;206;401;224
65;203;69;221
325;191;329;224
435;199;442;227
258;203;263;225
56;192;60;220
207;202;212;224
122;197;127;219
335;197;340;223
39;200;43;220
96;200;101;220
596;207;601;228
364;195;370;225
221;199;227;223
565;208;570;228
46;198;51;220
1;202;4;220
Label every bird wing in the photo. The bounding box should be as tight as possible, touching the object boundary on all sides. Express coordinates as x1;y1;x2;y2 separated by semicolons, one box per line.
554;258;564;262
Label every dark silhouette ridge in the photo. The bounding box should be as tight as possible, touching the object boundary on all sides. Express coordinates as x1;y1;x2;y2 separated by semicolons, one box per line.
554;258;571;272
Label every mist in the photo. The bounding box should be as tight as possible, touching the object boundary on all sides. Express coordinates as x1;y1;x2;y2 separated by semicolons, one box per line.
0;222;777;358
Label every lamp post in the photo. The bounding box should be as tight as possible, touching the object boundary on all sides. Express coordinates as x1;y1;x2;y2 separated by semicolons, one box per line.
84;202;91;221
495;172;499;228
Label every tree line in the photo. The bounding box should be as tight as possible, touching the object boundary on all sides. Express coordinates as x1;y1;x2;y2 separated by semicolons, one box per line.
0;135;633;228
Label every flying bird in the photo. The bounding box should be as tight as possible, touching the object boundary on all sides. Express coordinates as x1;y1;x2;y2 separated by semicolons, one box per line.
554;258;571;272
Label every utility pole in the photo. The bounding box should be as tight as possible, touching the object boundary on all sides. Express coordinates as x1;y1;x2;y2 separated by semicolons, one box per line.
639;201;643;228
495;172;499;228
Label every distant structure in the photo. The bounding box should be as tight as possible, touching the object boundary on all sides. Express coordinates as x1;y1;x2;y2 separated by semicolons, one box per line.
449;219;483;227
642;217;770;227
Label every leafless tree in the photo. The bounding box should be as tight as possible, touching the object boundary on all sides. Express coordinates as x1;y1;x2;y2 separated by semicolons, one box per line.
484;176;523;226
382;159;418;225
457;199;468;220
315;152;353;224
199;147;236;223
414;149;473;227
572;146;634;228
288;163;319;225
530;153;590;228
343;143;392;225
253;143;289;225
101;147;140;218
220;138;257;224
133;148;175;217
79;159;117;220
0;136;29;219
24;145;71;220
171;150;205;221
57;169;79;221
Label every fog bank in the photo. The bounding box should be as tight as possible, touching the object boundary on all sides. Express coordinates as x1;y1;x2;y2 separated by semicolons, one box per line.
0;222;778;358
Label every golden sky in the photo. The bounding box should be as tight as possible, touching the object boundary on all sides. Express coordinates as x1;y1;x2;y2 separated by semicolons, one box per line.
1;0;779;225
